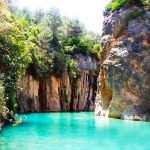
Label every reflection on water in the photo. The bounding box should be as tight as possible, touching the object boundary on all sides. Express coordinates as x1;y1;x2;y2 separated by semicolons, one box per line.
95;116;109;128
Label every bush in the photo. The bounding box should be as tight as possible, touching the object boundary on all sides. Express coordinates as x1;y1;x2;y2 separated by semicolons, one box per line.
90;44;101;58
105;0;147;12
62;36;101;58
65;55;80;79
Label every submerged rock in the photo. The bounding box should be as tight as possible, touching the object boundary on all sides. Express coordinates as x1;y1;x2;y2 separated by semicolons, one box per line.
96;6;150;121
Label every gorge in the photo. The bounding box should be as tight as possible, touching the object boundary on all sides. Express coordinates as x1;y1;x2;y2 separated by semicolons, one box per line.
16;1;150;122
1;0;150;149
0;0;150;124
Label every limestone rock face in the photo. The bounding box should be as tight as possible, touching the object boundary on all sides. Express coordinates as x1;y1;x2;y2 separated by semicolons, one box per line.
18;54;99;113
18;75;40;112
95;6;150;121
74;53;98;71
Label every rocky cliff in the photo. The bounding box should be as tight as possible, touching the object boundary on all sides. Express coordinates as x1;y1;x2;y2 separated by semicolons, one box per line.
95;6;150;121
18;54;99;113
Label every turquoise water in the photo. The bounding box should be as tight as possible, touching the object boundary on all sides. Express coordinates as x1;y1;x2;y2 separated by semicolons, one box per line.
0;112;150;150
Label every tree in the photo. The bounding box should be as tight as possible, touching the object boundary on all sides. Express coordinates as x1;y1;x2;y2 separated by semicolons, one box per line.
67;18;84;38
52;52;66;77
0;20;31;111
0;0;12;35
45;8;62;50
34;8;45;24
13;7;33;23
0;2;101;113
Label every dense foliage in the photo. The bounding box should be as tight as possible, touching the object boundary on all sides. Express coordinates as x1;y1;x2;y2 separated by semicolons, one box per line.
105;0;150;12
0;0;101;113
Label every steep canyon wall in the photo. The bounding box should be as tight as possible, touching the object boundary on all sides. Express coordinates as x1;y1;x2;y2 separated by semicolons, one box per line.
95;6;150;121
18;54;99;113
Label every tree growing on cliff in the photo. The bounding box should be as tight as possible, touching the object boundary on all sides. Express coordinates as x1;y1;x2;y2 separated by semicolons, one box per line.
52;52;66;77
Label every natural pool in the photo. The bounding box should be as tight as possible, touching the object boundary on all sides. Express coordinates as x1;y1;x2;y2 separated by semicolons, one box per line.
0;112;150;150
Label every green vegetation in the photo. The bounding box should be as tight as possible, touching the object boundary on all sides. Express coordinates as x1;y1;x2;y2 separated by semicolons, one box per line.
0;0;101;113
65;55;80;79
105;0;150;12
0;18;32;112
0;75;9;114
61;34;101;57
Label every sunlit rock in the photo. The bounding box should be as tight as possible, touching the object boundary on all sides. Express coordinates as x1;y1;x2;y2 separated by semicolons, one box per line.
96;5;150;121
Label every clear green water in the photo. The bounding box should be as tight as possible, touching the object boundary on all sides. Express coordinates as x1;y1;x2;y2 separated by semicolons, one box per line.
0;112;150;150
